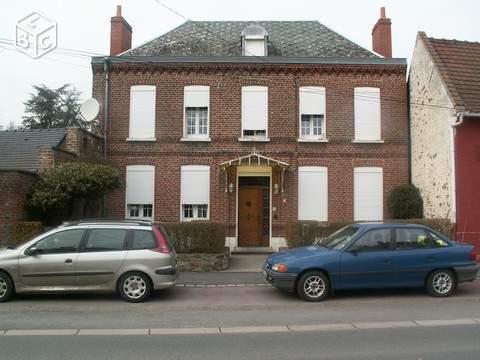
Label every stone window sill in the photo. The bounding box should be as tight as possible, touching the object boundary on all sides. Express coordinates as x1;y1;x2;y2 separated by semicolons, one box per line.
180;137;211;142
352;139;385;144
126;137;157;142
238;138;270;143
297;138;329;143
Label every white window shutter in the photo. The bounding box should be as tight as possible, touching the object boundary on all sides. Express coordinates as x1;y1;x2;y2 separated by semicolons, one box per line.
354;87;381;140
242;86;268;131
126;165;155;205
129;85;156;139
298;167;328;221
181;165;210;205
245;39;265;56
354;167;383;221
184;86;209;107
300;87;325;115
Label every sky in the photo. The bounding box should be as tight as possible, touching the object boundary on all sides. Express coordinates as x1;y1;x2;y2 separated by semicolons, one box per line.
0;0;479;129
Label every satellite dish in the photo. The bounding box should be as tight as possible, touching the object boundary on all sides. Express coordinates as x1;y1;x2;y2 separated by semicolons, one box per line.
79;98;101;121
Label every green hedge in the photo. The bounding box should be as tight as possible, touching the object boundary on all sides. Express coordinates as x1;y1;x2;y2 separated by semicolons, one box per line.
163;221;226;254
286;219;454;248
13;221;44;246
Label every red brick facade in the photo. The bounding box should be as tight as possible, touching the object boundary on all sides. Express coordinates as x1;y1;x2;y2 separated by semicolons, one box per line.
0;171;36;247
92;62;409;245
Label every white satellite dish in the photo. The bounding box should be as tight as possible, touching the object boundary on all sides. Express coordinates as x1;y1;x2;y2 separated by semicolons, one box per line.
79;98;101;121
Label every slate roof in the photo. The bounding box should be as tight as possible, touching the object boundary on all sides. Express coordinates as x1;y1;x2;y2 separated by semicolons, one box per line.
421;32;480;113
124;21;377;58
0;128;66;173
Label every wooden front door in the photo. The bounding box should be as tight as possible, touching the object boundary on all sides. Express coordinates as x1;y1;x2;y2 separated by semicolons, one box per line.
238;186;264;247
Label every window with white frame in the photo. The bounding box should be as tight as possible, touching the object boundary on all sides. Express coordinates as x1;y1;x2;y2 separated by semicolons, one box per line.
184;86;209;139
181;165;210;221
354;87;381;141
299;87;326;140
126;165;155;220
129;85;156;140
354;167;383;221
241;86;268;139
298;167;328;221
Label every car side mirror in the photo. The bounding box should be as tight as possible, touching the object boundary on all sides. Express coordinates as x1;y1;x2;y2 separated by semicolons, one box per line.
26;247;38;256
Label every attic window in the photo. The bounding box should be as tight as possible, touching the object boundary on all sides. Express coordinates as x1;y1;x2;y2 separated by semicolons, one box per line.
241;24;268;56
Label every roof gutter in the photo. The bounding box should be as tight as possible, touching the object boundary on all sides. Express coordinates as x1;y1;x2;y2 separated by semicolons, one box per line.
452;111;480;127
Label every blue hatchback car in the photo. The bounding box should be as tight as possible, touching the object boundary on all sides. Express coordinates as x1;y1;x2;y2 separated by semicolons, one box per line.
263;223;479;301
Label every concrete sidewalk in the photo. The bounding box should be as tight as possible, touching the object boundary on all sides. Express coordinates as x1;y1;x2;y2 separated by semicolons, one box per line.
178;254;269;286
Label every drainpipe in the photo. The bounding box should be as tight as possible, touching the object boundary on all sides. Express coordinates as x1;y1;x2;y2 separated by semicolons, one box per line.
452;111;480;127
407;80;412;184
103;58;111;159
102;58;111;217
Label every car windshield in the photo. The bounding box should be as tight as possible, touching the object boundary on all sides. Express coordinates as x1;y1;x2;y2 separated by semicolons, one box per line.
315;226;360;250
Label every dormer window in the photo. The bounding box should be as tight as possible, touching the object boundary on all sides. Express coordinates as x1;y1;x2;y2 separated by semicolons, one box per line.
241;24;268;56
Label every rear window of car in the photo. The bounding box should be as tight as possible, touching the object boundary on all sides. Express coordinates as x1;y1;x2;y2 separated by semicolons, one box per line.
131;230;156;250
85;229;128;252
395;228;433;250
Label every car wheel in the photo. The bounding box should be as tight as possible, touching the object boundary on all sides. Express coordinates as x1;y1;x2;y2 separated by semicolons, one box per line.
118;272;152;303
296;271;330;302
426;269;456;297
0;272;14;303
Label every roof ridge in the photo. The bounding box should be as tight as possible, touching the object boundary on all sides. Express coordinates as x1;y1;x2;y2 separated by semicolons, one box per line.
419;32;465;111
428;36;480;46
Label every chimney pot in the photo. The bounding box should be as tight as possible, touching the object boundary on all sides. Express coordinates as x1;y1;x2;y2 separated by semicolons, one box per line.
372;7;392;58
116;5;122;16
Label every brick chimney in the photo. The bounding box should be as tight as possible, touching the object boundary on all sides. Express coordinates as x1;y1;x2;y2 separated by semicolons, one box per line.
372;7;392;58
110;5;132;56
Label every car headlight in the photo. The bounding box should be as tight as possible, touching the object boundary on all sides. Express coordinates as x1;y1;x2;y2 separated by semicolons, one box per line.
272;263;288;273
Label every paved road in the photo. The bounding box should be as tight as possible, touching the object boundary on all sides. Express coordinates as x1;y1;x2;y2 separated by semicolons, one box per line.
0;280;479;329
1;325;479;360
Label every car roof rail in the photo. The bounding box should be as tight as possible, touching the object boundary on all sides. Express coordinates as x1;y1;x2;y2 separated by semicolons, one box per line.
62;219;153;227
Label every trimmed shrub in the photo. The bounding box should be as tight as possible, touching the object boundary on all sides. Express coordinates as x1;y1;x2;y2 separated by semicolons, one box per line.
13;221;44;246
163;221;226;254
387;184;423;219
286;218;454;248
287;221;350;248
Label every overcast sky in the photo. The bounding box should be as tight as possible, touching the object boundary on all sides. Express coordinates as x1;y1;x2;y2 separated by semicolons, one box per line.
0;0;479;128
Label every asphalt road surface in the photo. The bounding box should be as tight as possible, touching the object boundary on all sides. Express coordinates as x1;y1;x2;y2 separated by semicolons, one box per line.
0;280;479;359
1;325;479;360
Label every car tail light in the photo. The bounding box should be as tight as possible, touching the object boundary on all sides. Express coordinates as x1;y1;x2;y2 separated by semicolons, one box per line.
152;226;171;254
470;249;479;262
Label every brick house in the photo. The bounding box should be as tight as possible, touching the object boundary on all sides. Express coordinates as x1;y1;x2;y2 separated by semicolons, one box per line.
409;32;480;252
0;128;102;246
92;6;409;250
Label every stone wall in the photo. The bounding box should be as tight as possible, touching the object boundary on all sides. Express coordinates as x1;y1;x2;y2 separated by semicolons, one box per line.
409;35;456;221
177;250;230;272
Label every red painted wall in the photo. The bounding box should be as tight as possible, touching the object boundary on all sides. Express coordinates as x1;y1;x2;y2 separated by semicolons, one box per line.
455;117;480;254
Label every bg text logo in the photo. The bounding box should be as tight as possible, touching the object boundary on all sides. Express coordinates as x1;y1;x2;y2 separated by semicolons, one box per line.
15;11;57;59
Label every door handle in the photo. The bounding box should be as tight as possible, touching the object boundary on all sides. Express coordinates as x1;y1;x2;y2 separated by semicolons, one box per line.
425;256;434;261
65;259;73;264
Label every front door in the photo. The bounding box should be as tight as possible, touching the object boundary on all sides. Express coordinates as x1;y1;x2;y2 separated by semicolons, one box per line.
238;177;270;247
19;229;85;288
338;228;395;289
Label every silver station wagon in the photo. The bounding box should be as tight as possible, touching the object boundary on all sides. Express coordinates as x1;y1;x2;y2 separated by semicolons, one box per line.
0;220;178;303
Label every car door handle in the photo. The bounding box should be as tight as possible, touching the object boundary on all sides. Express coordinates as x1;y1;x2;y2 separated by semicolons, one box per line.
65;259;73;264
425;256;434;261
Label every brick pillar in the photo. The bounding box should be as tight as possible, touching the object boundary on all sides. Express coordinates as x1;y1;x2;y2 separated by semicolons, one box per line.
372;7;392;58
110;5;132;56
38;146;55;172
